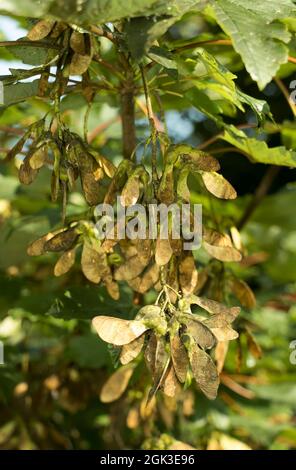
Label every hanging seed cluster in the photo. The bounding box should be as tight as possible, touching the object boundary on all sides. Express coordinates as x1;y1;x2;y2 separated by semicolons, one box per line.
27;19;96;83
93;295;240;402
8;20;258;403
15;122;115;205
26;143;242;296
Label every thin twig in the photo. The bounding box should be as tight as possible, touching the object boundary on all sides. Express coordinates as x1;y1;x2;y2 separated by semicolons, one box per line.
135;98;164;132
140;65;158;195
0;126;24;135
209;146;251;157
92;54;124;79
89;25;116;43
87;116;120;143
154;91;168;135
119;54;136;159
274;76;296;118
0;40;59;49
220;373;255;399
197;123;257;150
171;38;232;53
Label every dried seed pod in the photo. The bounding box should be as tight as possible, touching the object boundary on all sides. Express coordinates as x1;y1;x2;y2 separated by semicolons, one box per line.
161;363;180;398
144;332;158;374
105;279;120;300
229;278;256;309
27;20;55;41
200;171;237;200
154;336;169;378
104;159;132;205
51;170;60;202
100;365;135;403
70;31;86;54
185;317;217;350
91;152;116;178
147;335;170;400
170;333;189;383
128;263;159;294
155;237;173;266
44;227;78;252
126;407;140;429
187;341;219;400
115;240;150;281
81;242;104;283
169;237;182;256
203;313;239;341
100;156;116;178
135;238;151;265
177;168;190;202
51;144;62;201
92;316;148;346
169;441;196;451
29;146;47;170
115;257;145;281
120;335;145;365
166;144;220;172
80;162;106;206
203;228;242;262
185;294;240;320
179;252;198;295
54;248;76;276
27;232;56;256
19;158;39;185
66;165;79;189
215;341;229;374
69;53;92;75
50;22;68;38
120;174;141;207
141;264;160;292
158;164;175;204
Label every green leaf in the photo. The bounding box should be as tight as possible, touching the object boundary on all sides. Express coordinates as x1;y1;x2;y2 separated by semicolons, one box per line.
46;285;135;320
211;0;293;89
0;175;19;199
185;88;222;121
2;80;39;107
192;48;243;110
65;333;110;368
219;0;296;22
124;17;176;60
6;38;56;66
0;0;202;24
221;125;296;167
181;50;271;122
148;46;178;69
237;90;272;125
